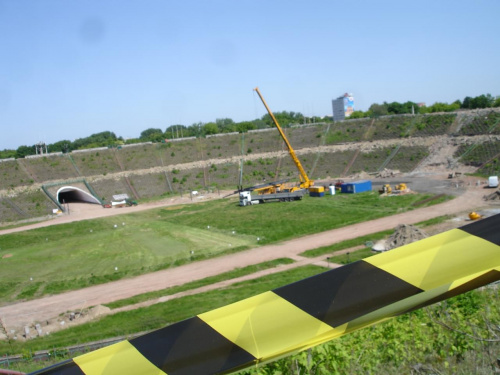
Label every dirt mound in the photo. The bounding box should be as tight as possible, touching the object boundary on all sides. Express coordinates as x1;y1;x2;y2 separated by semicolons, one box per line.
376;168;400;178
348;171;372;180
385;224;429;251
483;190;500;201
5;305;111;341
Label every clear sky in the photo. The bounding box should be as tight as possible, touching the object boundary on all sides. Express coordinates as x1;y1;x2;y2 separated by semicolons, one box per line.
1;1;499;150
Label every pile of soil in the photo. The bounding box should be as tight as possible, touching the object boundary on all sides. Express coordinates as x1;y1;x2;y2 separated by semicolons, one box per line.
376;168;400;178
5;305;111;341
483;190;500;201
348;171;372;180
385;224;429;250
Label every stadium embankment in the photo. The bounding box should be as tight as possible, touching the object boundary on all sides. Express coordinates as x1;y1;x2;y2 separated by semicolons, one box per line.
1;109;500;225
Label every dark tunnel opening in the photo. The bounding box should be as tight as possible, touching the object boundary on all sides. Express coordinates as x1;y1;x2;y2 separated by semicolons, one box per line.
57;187;101;205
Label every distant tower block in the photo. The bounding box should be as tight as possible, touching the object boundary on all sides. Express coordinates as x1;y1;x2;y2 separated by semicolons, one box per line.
332;93;354;121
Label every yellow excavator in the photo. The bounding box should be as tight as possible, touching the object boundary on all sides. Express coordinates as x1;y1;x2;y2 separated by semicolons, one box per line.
239;88;322;205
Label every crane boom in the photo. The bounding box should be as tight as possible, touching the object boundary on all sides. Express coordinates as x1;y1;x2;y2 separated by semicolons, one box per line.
254;87;313;188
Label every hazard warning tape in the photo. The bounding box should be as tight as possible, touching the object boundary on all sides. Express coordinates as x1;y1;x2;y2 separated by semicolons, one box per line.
31;214;500;375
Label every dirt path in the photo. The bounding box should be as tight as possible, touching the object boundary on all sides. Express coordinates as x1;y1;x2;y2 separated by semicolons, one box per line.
109;251;347;314
0;183;489;332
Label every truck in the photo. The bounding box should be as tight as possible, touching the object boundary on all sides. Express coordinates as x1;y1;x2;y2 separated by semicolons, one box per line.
239;189;306;206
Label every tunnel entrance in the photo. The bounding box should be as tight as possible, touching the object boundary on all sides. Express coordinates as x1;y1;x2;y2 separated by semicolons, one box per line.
56;186;101;205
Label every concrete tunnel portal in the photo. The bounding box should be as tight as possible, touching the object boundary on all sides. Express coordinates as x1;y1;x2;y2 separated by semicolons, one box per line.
56;186;101;205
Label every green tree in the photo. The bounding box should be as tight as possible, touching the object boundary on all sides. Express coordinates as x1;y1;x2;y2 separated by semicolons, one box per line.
140;128;164;142
348;111;369;119
261;111;304;127
471;94;494;108
202;122;219;135
165;125;188;139
386;101;419;115
124;138;142;145
235;121;256;133
216;118;235;133
73;131;119;149
422;101;460;113
369;103;389;117
0;149;16;159
16;145;35;158
462;94;495;109
188;122;203;137
461;96;472;109
49;140;72;153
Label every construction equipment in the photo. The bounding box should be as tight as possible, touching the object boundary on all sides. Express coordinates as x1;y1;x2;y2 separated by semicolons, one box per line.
125;198;138;206
253;87;314;192
379;184;392;195
239;189;306;206
238;180;307;205
395;183;407;191
237;87;317;206
469;211;482;220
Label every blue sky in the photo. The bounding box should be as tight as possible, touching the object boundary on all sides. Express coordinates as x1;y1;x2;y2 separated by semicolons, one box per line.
1;1;499;150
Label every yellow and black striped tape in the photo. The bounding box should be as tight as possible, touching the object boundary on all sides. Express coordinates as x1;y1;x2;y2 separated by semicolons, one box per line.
32;214;500;375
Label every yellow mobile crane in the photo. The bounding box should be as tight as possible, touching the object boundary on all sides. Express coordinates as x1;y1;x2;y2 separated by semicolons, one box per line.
239;88;323;205
254;87;314;192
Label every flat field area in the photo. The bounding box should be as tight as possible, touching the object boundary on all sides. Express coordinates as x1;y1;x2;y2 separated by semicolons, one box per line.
0;192;449;304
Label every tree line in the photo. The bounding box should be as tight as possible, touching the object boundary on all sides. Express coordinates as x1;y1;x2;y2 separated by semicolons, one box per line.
350;93;500;119
1;93;499;160
0;111;309;159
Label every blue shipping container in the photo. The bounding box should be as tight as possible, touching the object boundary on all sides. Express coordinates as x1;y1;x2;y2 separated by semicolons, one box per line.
340;180;372;194
309;192;325;197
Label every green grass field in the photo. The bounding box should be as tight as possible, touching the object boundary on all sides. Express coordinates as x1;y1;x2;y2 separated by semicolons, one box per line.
0;192;451;304
0;265;327;355
1;201;496;375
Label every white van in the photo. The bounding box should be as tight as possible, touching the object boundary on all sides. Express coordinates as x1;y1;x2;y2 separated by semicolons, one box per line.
488;176;499;188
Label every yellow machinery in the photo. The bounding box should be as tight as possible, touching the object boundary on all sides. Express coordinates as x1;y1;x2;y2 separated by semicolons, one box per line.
379;184;392;194
253;87;314;194
469;212;481;220
395;183;407;191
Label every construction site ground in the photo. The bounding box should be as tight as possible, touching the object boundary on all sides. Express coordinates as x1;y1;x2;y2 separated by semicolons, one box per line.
0;173;498;339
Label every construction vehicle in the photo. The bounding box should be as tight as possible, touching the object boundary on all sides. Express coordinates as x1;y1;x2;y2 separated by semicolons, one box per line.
239;87;319;204
379;184;392;195
239;189;306;206
254;87;314;191
395;183;408;191
488;176;499;188
125;198;138;206
238;180;307;205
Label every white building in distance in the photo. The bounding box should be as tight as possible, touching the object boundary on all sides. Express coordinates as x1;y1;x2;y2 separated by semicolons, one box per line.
332;93;354;121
